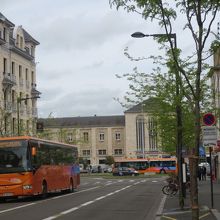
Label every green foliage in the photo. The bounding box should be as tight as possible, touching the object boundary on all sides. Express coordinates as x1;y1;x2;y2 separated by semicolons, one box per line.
105;156;115;165
110;0;219;151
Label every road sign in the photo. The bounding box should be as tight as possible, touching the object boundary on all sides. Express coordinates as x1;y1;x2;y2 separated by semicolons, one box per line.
202;126;217;147
203;113;216;126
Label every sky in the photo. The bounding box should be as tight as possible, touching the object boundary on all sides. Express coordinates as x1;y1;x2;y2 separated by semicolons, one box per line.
1;0;219;118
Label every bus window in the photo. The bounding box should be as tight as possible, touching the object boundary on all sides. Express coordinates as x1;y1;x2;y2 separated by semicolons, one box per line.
0;140;30;173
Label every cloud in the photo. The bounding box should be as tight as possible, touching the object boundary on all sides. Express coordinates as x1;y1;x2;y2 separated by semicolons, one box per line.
38;87;125;118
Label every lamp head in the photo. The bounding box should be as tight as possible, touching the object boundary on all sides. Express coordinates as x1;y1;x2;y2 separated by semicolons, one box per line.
131;32;146;38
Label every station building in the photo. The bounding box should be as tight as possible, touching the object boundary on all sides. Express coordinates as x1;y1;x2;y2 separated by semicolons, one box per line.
37;99;170;165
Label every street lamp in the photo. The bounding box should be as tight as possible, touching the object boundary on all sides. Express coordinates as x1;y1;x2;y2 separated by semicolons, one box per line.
131;31;184;207
131;32;177;48
17;96;40;136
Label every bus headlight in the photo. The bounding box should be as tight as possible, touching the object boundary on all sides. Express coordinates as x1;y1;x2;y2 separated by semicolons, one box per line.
23;185;32;190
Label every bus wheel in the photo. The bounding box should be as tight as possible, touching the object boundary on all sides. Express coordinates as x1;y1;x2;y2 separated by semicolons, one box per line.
41;181;48;199
0;198;6;203
69;179;74;193
160;169;166;174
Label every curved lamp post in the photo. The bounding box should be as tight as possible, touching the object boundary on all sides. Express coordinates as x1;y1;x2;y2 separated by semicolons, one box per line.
131;31;184;207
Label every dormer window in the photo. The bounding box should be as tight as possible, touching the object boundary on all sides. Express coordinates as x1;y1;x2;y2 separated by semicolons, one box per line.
3;28;6;41
16;34;19;47
31;46;34;56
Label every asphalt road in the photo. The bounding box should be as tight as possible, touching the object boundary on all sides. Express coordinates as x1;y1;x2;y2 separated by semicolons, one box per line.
0;175;166;220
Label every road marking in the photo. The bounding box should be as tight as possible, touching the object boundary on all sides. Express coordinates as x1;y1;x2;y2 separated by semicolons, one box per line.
161;215;176;220
42;183;139;220
199;212;211;219
0;203;36;214
0;186;99;215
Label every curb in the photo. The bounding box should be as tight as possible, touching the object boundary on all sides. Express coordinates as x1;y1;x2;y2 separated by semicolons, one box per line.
155;194;167;220
211;209;220;219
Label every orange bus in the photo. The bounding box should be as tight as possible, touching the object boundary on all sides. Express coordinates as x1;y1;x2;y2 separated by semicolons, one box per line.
0;136;80;200
114;157;177;174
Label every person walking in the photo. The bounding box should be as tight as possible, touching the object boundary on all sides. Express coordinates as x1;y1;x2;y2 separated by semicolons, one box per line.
198;166;202;181
202;166;206;180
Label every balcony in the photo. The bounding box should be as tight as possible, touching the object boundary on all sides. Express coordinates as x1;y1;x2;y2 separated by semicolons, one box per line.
2;72;16;88
31;83;41;98
0;37;6;45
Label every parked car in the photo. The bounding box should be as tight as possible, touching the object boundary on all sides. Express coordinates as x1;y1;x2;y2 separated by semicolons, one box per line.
112;167;139;176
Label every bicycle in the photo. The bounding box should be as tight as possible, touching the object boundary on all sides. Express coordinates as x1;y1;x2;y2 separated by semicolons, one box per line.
162;175;190;196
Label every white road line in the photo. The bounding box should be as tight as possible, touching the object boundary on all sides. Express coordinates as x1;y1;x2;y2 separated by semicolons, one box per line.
0;186;99;215
0;203;36;214
42;183;140;220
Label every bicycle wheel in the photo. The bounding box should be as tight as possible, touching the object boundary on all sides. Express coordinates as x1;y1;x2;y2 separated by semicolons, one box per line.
162;185;171;195
171;188;178;195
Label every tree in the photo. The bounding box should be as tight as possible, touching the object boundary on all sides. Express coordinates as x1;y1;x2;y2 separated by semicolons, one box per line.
110;1;220;218
105;156;115;165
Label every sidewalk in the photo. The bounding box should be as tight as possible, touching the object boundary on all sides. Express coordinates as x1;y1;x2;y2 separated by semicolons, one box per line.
156;178;220;220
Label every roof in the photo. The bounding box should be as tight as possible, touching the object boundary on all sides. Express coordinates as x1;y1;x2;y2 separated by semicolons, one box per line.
23;28;40;45
38;115;125;128
0;12;14;27
125;98;163;113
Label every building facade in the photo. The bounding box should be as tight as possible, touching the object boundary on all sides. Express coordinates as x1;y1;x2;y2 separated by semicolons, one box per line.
0;13;40;136
38;100;168;165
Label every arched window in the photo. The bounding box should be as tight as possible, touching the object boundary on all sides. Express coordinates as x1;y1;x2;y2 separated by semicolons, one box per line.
136;115;145;158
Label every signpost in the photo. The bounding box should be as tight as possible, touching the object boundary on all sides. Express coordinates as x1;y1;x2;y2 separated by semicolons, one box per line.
202;113;216;209
202;126;217;147
203;113;216;126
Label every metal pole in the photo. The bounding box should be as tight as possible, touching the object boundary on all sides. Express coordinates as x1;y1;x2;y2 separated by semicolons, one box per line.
17;98;20;136
209;147;214;208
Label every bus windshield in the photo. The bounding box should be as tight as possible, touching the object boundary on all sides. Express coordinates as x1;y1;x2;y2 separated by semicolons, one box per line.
0;140;31;174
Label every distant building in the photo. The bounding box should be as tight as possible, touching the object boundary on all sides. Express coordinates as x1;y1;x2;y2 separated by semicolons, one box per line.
0;12;40;136
38;99;170;165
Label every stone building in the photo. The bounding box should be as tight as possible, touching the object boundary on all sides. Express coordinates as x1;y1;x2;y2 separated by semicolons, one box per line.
0;13;40;136
38;99;169;165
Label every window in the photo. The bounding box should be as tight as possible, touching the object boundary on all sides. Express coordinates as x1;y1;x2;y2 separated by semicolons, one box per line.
136;115;145;153
99;133;104;141
148;118;158;151
31;71;34;85
114;149;123;155
20;36;23;49
98;150;106;155
82;150;90;156
12;62;15;74
19;65;22;76
66;133;73;142
3;28;6;41
3;58;7;73
115;132;121;141
83;132;89;142
16;34;19;47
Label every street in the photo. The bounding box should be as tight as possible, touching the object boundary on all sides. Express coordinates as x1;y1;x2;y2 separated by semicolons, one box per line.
0;175;166;220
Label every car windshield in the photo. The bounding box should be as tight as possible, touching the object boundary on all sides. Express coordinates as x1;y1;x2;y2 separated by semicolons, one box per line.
0;140;31;174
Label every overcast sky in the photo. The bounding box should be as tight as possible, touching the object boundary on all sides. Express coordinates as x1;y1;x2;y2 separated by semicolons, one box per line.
1;1;218;118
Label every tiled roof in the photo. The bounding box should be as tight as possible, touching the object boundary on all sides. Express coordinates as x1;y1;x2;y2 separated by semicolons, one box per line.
125;98;162;113
38;115;125;128
23;28;39;45
0;12;14;27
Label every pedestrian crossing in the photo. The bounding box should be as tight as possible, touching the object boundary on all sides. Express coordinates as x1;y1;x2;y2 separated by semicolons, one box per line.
80;177;160;188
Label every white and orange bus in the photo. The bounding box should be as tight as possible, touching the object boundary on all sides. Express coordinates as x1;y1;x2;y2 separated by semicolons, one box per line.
114;157;177;174
0;136;80;200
